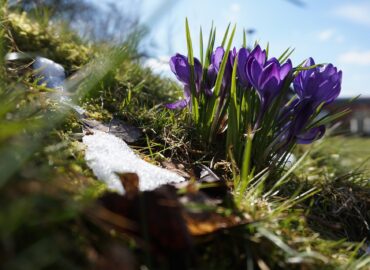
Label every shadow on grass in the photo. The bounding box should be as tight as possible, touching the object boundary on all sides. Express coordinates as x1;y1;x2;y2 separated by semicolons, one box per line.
306;174;370;242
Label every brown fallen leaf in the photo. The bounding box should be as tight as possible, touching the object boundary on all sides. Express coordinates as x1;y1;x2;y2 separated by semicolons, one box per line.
108;118;142;143
81;119;109;133
119;173;139;198
161;160;191;178
184;210;243;236
81;118;142;142
95;184;192;253
180;185;246;236
88;172;251;267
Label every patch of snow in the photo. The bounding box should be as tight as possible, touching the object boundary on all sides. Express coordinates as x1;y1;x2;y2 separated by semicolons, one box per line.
33;57;66;89
32;57;86;116
83;131;185;194
31;56;182;194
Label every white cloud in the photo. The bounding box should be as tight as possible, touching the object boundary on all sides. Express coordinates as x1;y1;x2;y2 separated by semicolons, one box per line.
230;3;241;13
334;3;370;27
143;56;171;74
226;3;241;22
338;50;370;66
317;29;335;41
316;29;344;43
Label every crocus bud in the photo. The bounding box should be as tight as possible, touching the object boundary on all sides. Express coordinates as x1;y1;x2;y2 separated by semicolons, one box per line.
293;57;342;108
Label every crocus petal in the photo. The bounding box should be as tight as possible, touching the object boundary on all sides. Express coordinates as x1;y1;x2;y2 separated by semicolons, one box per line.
194;57;203;86
165;99;188;110
184;85;191;101
305;57;315;67
237;47;250;88
280;59;292;80
260;76;279;106
229;47;237;67
297;125;326;144
292;99;315;135
212;47;225;71
170;54;190;85
205;65;217;95
293;57;342;108
246;58;262;89
258;61;279;90
250;45;266;65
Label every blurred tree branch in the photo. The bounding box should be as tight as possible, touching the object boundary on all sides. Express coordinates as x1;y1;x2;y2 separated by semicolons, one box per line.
284;0;306;8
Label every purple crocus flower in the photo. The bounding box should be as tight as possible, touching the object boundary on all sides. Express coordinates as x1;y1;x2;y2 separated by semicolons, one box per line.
211;47;225;72
204;64;217;96
283;99;322;144
245;45;292;116
284;57;342;143
237;47;250;88
202;46;237;97
169;53;203;87
210;47;236;89
296;125;326;144
166;53;202;109
293;57;342;108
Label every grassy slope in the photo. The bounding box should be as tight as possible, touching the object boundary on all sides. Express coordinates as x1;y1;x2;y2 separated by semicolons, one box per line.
0;8;369;270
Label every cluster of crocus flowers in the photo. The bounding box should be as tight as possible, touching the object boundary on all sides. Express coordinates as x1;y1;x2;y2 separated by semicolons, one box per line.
167;24;343;178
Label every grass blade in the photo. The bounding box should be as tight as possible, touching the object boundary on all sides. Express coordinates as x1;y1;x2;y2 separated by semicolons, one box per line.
226;51;239;158
206;24;236;141
200;26;204;66
240;127;254;185
243;28;247;48
185;18;199;123
221;23;231;47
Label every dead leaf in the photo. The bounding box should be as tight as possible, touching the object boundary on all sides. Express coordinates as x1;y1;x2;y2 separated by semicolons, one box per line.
81;118;142;143
88;173;251;265
161;160;191;178
119;173;139;198
108;118;142;143
82;119;109;133
96;184;192;253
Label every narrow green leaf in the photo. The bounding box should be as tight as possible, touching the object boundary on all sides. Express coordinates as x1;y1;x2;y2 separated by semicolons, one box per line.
204;24;215;68
308;108;351;129
207;25;236;137
240;127;254;186
226;54;239;157
258;227;298;256
185;18;194;66
200;26;204;66
221;23;231;47
295;63;324;72
278;47;294;63
243;28;247;48
213;25;236;98
265;150;309;197
185;18;199;123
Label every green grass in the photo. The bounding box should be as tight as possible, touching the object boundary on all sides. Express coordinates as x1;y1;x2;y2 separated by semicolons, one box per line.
319;136;370;170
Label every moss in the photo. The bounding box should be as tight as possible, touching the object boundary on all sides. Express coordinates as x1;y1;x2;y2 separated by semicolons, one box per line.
6;12;91;72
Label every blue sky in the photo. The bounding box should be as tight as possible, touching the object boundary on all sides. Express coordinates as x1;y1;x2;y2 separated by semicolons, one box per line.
104;0;370;97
